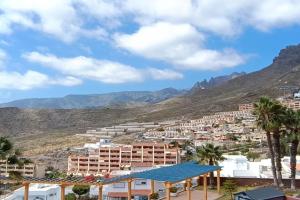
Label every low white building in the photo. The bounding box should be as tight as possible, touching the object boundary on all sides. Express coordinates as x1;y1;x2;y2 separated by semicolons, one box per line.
4;184;61;200
220;155;300;179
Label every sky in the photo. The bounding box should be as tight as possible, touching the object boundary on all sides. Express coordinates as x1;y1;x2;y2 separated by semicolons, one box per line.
0;0;300;103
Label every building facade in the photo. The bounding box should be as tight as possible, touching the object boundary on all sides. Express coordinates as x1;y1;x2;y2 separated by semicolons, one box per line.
0;160;35;177
238;103;254;111
68;143;180;176
280;99;300;110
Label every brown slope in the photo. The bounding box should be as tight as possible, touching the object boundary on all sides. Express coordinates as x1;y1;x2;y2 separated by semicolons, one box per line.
0;107;148;137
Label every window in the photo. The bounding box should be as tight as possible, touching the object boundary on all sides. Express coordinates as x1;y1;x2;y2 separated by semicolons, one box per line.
113;182;126;188
135;179;147;185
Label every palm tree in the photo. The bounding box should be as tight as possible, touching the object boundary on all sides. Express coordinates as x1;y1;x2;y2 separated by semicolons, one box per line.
282;109;300;190
253;97;280;187
196;143;225;189
270;102;286;187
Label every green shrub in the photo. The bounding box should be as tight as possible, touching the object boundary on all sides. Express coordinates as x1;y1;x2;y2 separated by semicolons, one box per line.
149;192;159;199
65;193;76;200
223;180;237;200
170;187;177;193
72;185;90;197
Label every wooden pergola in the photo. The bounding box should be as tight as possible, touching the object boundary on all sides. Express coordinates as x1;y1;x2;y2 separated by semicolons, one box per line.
1;162;222;200
109;162;222;200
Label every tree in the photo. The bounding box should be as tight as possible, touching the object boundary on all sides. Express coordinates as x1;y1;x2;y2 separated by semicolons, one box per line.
240;147;249;155
282;108;300;190
185;149;194;161
9;171;22;180
0;137;29;176
65;193;76;200
169;141;179;148
246;152;260;161
270;102;286;187
223;180;237;200
196;143;225;189
72;185;90;199
253;97;281;187
0;137;13;159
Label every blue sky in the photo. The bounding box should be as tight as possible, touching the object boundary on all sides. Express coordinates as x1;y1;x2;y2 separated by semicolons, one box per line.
0;0;300;103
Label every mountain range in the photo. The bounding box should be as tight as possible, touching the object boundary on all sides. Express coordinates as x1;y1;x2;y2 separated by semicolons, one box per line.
191;72;246;92
1;44;300;137
0;73;245;109
0;88;185;109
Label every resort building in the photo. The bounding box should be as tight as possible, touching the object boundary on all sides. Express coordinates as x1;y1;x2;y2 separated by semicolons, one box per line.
220;155;300;179
279;99;300;110
85;122;172;138
238;103;254;111
67;142;180;176
0;160;35;177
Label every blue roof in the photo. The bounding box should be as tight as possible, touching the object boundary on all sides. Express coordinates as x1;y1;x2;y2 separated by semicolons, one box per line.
234;187;285;200
104;162;221;184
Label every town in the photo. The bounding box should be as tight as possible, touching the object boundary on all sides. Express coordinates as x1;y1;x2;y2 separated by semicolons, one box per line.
1;91;300;200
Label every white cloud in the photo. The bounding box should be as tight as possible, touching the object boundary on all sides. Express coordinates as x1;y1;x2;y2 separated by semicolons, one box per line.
0;49;7;68
124;0;192;24
114;22;245;70
75;0;121;20
0;70;81;90
0;70;49;90
115;22;204;60
148;68;183;80
23;51;183;83
249;0;300;31
0;0;109;42
123;0;300;36
1;0;300;82
0;40;9;46
175;49;245;70
50;76;82;87
1;0;300;41
0;49;82;90
23;52;145;84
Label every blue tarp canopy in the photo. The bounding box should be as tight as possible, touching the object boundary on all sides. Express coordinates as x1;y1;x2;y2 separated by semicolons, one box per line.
105;162;222;184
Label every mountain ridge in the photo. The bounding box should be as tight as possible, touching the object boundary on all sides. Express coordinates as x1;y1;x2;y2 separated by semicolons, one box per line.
0;88;185;109
190;72;246;92
0;72;246;109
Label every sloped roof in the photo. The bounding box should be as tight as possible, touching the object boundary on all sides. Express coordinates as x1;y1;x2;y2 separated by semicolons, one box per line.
106;162;221;184
235;187;285;200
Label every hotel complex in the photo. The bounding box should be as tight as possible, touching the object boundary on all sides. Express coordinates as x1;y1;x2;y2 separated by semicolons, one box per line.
68;142;180;176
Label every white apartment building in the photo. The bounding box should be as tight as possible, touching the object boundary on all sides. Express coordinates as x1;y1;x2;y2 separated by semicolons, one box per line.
220;155;300;179
3;184;61;200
